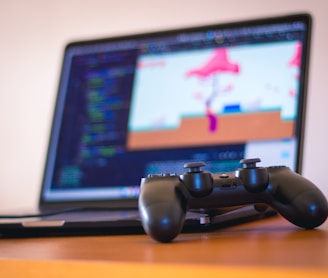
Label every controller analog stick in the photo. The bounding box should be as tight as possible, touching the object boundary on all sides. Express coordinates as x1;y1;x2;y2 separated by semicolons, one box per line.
182;162;213;197
236;158;269;192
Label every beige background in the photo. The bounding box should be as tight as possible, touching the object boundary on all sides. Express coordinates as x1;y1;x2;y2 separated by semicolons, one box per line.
0;0;327;211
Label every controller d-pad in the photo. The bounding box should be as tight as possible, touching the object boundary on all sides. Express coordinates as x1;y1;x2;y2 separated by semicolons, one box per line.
162;173;178;177
147;174;161;178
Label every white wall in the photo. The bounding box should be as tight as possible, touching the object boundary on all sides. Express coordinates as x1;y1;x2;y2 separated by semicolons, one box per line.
0;0;327;211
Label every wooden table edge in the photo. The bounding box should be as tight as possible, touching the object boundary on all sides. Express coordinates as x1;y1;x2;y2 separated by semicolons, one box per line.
0;258;327;278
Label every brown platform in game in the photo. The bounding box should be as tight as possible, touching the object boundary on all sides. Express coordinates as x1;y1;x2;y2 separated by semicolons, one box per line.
127;110;294;150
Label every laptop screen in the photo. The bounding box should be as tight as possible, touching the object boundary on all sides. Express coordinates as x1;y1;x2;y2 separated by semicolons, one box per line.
41;14;311;205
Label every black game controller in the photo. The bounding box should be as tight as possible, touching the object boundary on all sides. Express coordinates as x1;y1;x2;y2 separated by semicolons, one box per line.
138;158;328;242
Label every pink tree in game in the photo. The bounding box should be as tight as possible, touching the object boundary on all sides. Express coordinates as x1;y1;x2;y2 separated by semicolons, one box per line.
186;48;240;132
289;42;302;68
288;42;302;97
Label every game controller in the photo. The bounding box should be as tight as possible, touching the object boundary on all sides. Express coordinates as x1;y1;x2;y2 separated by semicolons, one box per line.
138;158;328;242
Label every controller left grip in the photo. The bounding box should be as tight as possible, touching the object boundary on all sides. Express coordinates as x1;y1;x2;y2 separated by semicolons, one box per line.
139;178;188;242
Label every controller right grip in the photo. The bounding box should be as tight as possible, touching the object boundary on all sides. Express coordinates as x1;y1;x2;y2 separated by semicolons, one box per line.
271;188;328;228
268;168;328;228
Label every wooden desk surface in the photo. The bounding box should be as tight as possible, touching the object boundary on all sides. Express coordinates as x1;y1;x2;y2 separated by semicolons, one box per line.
0;215;327;277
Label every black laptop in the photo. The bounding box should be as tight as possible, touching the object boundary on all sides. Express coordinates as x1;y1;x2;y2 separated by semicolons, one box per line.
0;13;312;237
